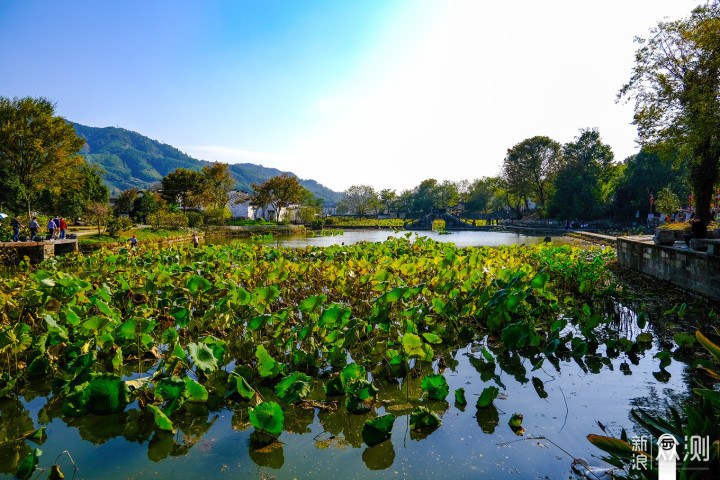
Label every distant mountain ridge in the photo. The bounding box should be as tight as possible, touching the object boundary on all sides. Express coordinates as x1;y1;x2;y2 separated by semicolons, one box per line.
72;123;342;203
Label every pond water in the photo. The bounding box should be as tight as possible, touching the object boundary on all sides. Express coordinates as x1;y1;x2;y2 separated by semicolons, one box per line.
0;320;695;480
209;229;589;249
0;233;705;480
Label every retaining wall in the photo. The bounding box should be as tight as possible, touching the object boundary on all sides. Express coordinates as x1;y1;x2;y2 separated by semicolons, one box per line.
616;236;720;299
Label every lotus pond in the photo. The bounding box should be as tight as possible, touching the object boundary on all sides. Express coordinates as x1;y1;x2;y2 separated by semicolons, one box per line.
0;236;718;479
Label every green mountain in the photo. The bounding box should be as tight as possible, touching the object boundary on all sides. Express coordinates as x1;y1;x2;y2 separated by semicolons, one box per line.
72;123;342;204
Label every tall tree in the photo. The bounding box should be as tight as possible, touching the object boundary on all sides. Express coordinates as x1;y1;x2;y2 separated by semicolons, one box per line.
194;162;235;210
0;97;85;218
412;179;440;214
250;174;304;221
502;136;562;209
161;168;203;213
547;129;615;220
379;189;397;214
115;189;139;215
337;185;378;216
619;3;720;222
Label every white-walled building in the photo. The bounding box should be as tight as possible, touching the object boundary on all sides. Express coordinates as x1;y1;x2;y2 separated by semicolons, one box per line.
226;190;301;222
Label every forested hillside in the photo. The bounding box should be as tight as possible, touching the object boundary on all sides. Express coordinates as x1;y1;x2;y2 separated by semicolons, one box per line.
73;123;342;203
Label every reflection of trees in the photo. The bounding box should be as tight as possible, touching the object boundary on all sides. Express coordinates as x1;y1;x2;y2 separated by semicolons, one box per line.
282;405;314;434
362;440;395;470
0;399;34;475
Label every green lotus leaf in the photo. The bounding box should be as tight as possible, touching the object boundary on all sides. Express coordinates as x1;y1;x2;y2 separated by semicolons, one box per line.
256;345;283;378
346;378;378;401
170;307;189;328
362;414;396;446
0;323;32;353
409;406;441;430
275;371;313;405
187;275;211;293
508;413;523;428
422;332;442;344
188;342;218;373
455;388;467;405
15;447;41;480
228;373;255;401
255;286;280;303
421;373;449;400
340;363;366;389
249;401;284;438
27;356;51;379
48;464;64;480
476;386;499;408
148;404;175;432
25;427;47;445
324;377;344;396
184;377;208;402
155;376;188;415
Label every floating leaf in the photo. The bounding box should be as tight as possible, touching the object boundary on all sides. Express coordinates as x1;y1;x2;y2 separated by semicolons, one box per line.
188;342;218;373
409;406;441;430
654;351;672;370
275;372;313;405
508;413;523;428
673;333;696;349
184;377;208;402
476;386;499;408
340;363;366;389
256;345;283;378
148;404;175;432
362;414;396;446
228;373;256;401
421;373;449;400
15;447;41;479
249;401;284;438
155;376;188;415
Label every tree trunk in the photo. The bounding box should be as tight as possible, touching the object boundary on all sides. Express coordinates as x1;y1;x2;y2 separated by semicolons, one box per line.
691;141;720;223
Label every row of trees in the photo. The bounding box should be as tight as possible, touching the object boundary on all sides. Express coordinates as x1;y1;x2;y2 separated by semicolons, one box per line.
0;97;110;221
338;128;689;223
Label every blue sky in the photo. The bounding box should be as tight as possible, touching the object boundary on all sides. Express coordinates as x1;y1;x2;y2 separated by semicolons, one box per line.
0;0;701;192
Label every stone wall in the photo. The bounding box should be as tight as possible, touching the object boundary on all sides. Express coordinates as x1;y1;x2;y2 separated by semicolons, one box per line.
616;236;720;299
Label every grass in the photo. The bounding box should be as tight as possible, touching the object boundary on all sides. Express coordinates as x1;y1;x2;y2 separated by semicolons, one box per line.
658;220;719;231
78;227;188;246
225;218;278;226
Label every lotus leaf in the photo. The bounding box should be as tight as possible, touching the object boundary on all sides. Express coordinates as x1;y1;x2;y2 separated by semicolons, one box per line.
148;404;175;432
362;414;396;446
188;342;218;373
15;447;41;480
275;372;313;405
476;386;499;408
249;401;284;438
228;373;255;401
184;377;208;402
155;376;188;414
409;406;441;430
256;345;283;378
340;363;366;389
420;373;449;400
454;388;467;405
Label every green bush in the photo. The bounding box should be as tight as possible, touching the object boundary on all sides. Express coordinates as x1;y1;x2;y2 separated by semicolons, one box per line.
151;211;188;230
203;207;231;226
106;216;133;236
186;211;203;228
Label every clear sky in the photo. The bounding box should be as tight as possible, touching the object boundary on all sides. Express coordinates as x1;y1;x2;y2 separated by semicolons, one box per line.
0;0;702;192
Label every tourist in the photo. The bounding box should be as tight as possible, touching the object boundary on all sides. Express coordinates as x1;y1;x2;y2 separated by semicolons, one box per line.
10;215;22;242
130;235;138;247
193;233;199;248
28;217;41;241
46;217;56;240
52;216;60;239
59;217;67;239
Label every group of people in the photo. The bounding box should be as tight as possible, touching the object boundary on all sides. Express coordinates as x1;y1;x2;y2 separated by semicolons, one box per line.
5;215;67;242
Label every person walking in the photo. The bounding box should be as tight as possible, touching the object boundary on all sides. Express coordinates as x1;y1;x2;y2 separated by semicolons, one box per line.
59;217;67;239
130;235;138;248
193;233;199;248
28;217;42;241
46;217;56;240
52;216;60;240
10;215;22;242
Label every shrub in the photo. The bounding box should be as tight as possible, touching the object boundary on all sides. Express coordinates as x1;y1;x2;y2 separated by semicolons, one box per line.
106;216;133;236
203;207;231;226
151;211;188;230
186;211;203;228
